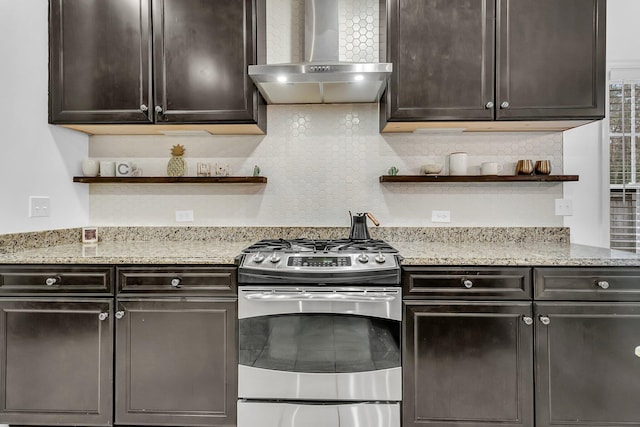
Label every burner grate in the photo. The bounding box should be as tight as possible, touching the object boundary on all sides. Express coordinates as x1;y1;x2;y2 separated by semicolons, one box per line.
241;238;398;253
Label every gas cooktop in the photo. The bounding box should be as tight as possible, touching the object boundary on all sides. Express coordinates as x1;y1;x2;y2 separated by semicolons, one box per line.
241;238;399;254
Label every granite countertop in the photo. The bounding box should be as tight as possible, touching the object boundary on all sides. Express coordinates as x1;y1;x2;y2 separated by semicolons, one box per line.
393;241;640;267
1;239;639;266
0;240;252;265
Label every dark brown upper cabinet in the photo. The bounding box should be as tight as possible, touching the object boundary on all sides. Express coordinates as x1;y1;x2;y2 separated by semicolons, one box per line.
381;0;605;132
49;0;266;133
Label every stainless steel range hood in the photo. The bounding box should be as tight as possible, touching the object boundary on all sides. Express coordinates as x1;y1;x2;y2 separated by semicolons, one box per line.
248;0;392;104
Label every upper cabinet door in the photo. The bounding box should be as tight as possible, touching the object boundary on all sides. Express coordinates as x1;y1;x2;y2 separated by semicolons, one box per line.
386;0;495;121
152;0;260;124
496;0;605;120
49;0;153;123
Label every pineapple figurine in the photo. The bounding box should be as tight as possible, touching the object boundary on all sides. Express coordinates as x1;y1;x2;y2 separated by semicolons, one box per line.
167;144;186;177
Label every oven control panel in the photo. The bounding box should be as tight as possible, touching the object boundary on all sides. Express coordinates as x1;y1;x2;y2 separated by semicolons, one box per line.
288;256;351;267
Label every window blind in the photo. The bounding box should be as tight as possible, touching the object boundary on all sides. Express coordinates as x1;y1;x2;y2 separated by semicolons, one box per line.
609;69;640;252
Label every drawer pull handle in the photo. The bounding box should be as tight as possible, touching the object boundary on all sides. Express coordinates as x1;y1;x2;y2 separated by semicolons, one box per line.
463;279;473;289
523;316;533;325
597;280;610;289
539;315;551;325
171;278;182;288
98;312;109;321
45;276;61;286
115;311;125;319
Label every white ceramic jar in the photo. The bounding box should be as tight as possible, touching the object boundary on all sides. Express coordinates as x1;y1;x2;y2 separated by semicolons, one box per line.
81;159;100;177
449;152;468;175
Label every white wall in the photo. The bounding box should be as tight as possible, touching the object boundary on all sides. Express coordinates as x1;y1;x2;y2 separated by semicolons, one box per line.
607;0;640;63
562;121;609;246
0;0;89;234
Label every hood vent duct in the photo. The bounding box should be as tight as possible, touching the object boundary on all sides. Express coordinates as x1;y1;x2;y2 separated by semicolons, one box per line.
248;0;392;104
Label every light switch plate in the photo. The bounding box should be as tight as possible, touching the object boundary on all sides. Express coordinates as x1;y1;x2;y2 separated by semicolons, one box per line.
29;196;50;218
555;199;573;216
432;210;451;223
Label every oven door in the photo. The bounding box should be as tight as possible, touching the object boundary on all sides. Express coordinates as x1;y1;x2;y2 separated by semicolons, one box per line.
238;286;402;401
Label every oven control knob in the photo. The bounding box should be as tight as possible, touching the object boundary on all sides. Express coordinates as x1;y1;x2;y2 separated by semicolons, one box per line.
252;252;265;263
375;252;386;263
270;252;281;263
357;253;369;263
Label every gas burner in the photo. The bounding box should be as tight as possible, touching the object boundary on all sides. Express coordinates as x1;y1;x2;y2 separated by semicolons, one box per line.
241;238;398;254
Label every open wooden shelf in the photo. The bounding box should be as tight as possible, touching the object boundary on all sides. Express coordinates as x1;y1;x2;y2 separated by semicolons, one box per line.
379;175;579;183
73;176;267;184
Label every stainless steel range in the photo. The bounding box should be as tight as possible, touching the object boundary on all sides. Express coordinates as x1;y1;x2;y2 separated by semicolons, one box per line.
236;238;402;427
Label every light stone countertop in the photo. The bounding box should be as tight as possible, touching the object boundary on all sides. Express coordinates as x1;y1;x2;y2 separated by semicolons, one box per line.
1;239;639;266
393;242;640;267
0;241;253;265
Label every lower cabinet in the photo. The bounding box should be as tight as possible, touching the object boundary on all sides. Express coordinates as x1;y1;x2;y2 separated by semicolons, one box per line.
0;298;113;426
404;267;640;427
534;302;640;427
0;264;238;427
404;301;534;427
115;299;237;427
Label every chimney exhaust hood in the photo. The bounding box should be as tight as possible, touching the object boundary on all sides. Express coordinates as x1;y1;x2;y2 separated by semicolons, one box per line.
248;0;392;104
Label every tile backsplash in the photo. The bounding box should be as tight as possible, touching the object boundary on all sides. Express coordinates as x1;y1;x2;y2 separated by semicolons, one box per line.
88;104;564;227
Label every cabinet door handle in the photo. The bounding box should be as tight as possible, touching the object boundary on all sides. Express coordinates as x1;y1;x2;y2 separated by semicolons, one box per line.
171;278;182;288
155;105;164;114
140;104;148;112
539;315;550;325
45;276;61;286
462;279;473;289
485;101;494;109
115;310;125;319
597;280;610;289
98;312;109;321
522;316;533;325
500;101;510;109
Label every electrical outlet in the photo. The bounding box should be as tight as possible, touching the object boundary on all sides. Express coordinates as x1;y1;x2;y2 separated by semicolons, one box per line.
29;196;50;218
175;210;194;222
555;199;573;216
431;210;451;223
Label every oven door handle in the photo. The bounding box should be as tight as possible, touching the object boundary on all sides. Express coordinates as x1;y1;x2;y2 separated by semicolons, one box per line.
243;292;398;302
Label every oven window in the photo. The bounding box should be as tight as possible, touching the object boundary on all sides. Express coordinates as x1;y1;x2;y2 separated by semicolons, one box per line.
239;314;400;373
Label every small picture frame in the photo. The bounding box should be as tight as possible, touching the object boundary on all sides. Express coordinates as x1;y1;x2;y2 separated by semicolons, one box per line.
82;227;98;244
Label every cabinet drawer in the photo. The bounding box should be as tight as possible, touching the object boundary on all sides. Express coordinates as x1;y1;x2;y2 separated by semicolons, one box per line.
0;265;113;295
534;267;640;301
117;266;237;296
403;267;531;299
